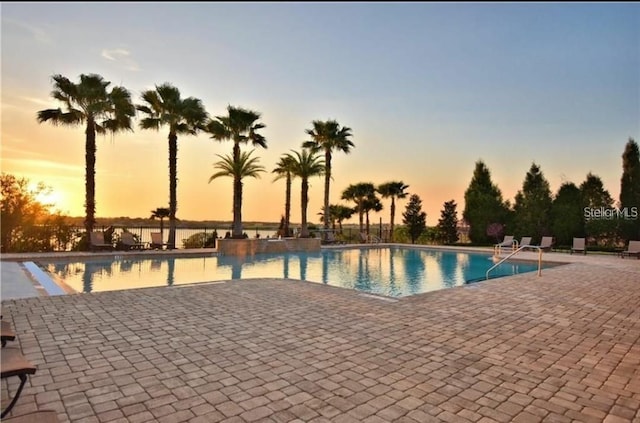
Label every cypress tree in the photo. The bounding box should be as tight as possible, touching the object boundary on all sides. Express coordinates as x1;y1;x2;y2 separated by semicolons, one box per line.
463;160;509;244
402;194;427;244
619;138;640;242
512;163;553;243
550;182;584;247
437;200;459;245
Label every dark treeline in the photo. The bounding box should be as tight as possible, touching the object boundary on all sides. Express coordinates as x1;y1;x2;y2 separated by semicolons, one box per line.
462;138;640;249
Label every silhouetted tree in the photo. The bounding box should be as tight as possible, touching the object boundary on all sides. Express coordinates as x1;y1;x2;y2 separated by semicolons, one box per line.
463;160;510;244
342;182;376;234
437;200;459;245
206;105;267;238
150;207;171;240
286;149;325;238
208;150;266;236
273;154;296;237
550;182;585;246
302;120;354;238
619;137;640;242
137;83;207;249
37;73;135;241
403;194;427;244
377;181;409;242
581;172;616;246
512;163;553;242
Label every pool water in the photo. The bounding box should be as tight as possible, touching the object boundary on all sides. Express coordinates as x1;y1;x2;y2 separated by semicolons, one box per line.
37;247;549;297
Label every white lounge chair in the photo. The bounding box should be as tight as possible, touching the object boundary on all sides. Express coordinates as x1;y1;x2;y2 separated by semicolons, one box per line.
90;231;114;251
150;232;169;250
570;237;586;255
494;235;516;254
120;232;147;250
538;236;554;252
519;237;532;249
620;240;640;259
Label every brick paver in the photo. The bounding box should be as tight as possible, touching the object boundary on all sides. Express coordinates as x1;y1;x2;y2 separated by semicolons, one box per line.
1;252;639;422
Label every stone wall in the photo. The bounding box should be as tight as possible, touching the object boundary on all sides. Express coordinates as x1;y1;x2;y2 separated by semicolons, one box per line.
217;238;321;256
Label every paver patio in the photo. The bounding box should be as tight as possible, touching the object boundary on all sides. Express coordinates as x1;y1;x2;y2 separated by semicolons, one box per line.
1;251;639;422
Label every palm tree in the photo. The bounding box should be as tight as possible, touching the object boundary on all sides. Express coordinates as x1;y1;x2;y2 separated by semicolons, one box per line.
377;181;409;242
363;195;383;237
136;83;208;249
150;207;171;240
342;182;376;234
206;105;267;238
272;154;296;237
302;120;354;238
208;150;266;236
286;150;325;238
333;204;355;235
37;73;135;243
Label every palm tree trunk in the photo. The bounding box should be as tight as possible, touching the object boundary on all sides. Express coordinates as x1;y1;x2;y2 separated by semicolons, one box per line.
366;211;370;236
232;142;243;238
323;151;332;237
85;119;97;241
358;206;364;234
301;179;309;238
233;176;243;238
168;132;178;250
284;174;291;237
390;197;396;242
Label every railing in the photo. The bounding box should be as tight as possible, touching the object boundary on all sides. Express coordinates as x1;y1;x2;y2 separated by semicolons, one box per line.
486;245;544;280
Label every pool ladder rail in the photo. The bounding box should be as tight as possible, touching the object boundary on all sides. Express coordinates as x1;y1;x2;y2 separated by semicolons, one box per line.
486;245;544;280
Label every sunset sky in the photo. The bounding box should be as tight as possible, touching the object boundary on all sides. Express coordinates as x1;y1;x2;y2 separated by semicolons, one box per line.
2;2;639;226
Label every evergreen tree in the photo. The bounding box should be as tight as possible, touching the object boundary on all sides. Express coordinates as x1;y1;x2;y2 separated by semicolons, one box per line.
402;194;427;244
619;137;640;242
437;200;459;245
581;172;616;246
550;182;584;247
463;160;509;244
512;163;553;242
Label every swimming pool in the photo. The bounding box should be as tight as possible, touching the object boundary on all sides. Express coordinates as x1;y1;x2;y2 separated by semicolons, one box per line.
35;247;550;297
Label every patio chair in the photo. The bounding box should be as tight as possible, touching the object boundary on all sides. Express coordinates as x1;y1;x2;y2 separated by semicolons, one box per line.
120;232;147;250
359;232;381;243
494;235;516;254
90;231;114;251
538;236;554;252
322;232;344;245
150;232;169;250
620;240;640;259
1;319;16;347
519;236;532;249
1;348;37;418
570;237;586;255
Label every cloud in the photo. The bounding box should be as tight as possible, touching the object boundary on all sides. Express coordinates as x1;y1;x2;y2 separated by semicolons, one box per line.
101;48;140;71
2;18;52;44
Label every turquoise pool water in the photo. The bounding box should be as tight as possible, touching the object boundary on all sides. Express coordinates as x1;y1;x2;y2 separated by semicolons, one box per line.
37;247;549;297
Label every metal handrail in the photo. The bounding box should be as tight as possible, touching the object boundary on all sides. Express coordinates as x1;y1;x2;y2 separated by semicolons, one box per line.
486;245;543;280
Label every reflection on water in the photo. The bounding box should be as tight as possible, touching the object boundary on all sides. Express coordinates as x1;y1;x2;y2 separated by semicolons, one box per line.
39;247;545;297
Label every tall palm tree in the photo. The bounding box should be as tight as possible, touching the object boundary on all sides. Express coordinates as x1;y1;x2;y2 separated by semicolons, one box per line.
208;150;266;236
302;120;353;238
150;207;171;240
136;83;207;249
206;105;267;238
342;182;376;234
272;154;296;237
377;181;409;242
286;150;325;238
37;73;135;243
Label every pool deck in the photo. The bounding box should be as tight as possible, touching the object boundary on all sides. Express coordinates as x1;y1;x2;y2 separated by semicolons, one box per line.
1;246;639;422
